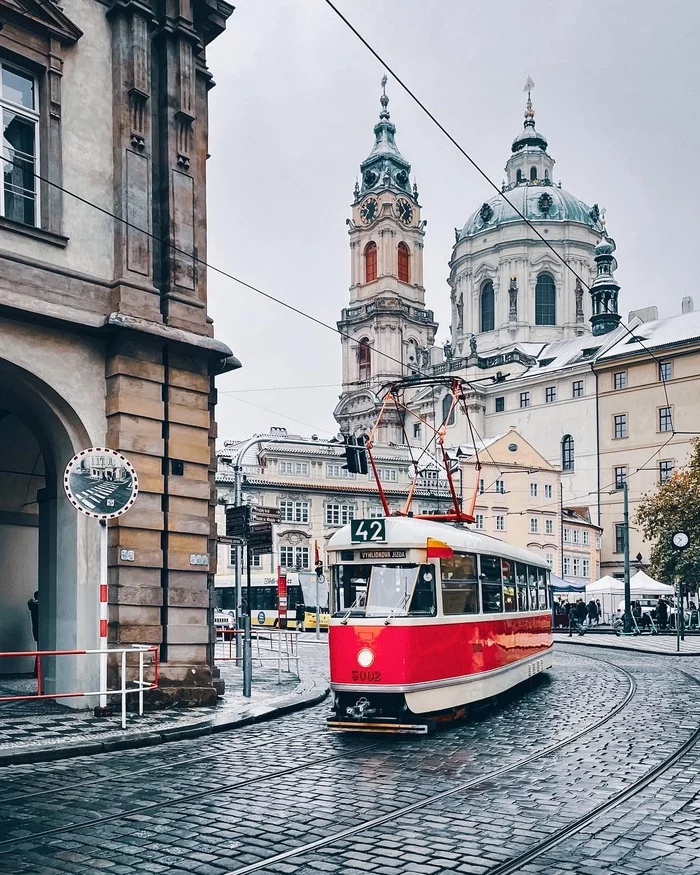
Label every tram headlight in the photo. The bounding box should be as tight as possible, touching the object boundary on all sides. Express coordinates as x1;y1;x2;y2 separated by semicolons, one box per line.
357;647;374;668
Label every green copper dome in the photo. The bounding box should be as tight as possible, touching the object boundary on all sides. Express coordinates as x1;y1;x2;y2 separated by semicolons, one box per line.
357;77;413;201
460;183;604;239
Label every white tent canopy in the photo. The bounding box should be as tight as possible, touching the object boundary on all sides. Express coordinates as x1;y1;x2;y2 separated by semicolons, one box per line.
586;571;674;596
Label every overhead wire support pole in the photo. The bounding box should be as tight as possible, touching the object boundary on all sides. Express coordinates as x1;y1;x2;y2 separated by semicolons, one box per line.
623;480;632;634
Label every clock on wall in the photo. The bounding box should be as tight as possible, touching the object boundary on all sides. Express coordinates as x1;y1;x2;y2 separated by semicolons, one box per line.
360;198;378;225
395;198;413;225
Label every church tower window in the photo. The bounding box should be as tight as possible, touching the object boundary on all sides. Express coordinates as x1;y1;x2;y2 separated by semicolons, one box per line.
364;242;377;283
535;273;556;325
442;393;455;426
516;169;523;183
398;242;410;283
358;339;371;380
480;281;495;332
561;434;574;471
530;166;537;181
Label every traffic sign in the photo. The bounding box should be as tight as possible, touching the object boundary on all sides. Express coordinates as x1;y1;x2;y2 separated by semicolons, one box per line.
63;448;138;520
226;505;250;538
249;523;274;555
251;506;280;524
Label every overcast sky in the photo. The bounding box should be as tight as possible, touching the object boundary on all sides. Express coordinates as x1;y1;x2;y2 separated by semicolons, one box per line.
206;0;700;444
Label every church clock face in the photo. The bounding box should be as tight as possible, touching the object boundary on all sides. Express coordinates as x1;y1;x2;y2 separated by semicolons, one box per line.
360;198;378;225
395;198;413;225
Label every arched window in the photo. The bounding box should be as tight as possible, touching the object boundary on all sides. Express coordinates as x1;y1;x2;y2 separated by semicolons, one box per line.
535;273;556;325
358;338;371;380
562;434;574;471
364;242;377;283
530;166;537;181
398;243;410;283
480;281;495;332
516;169;523;183
442;393;455;426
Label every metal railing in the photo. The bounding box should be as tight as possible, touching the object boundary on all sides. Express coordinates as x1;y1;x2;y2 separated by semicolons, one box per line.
0;645;159;729
215;629;300;683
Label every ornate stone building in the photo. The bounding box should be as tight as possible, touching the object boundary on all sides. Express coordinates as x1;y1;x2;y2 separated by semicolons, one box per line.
0;0;237;704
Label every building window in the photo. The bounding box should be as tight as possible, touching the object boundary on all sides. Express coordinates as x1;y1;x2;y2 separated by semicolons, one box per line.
495;515;505;531
279;500;309;523
366;505;384;518
573;529;581;544
228;545;236;566
659;362;672;382
397;242;410;283
572;380;584;398
614;523;625;554
516;169;523;183
545;519;553;535
572;558;581;577
325;504;355;526
520;392;530;408
327;463;355;479
495;480;505;494
535;273;556;326
480;281;495;332
582;559;590;578
614;414;628;439
583;531;590;546
442;393;456;426
614;371;627;390
544;484;552;499
278;460;293;474
596;535;602;551
564;527;571;543
563;556;571;576
561;434;574;471
279;546;309;570
412;423;421;439
475;514;485;530
479;479;485;494
615;466;627;489
0;63;38;227
376;468;398;482
546;554;554;569
659;460;674;484
495;396;505;413
364;242;377;283
545;386;556;403
659;407;673;433
358;338;371;381
530;483;538;497
530;166;537;181
294;462;309;475
529;518;538;533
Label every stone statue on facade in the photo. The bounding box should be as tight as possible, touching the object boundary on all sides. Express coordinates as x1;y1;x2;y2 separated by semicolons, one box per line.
443;340;453;362
470;334;478;357
575;277;584;323
508;276;518;322
456;293;464;330
420;347;431;369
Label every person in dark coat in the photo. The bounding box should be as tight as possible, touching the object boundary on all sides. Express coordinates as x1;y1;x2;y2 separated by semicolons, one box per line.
569;600;585;636
656;597;668;630
587;599;598;627
27;591;39;678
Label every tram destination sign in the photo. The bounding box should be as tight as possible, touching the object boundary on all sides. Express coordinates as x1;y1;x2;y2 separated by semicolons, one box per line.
350;518;386;544
64;447;138;520
359;549;407;560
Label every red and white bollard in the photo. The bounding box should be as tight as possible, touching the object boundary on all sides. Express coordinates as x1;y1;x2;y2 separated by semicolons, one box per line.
98;519;108;711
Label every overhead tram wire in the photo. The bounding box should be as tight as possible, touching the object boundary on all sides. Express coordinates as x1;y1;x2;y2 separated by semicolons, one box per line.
218;393;336;437
321;0;679;431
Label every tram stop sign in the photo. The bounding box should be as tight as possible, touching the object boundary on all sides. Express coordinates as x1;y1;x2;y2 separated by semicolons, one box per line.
63;447;138;520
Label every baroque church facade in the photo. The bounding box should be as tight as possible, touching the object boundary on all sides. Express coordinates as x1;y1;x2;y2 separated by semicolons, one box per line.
333;81;698;578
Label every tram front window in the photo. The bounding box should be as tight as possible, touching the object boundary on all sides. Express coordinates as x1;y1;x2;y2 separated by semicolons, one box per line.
332;564;436;617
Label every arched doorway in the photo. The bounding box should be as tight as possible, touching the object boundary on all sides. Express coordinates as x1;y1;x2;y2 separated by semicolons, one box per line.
0;359;95;701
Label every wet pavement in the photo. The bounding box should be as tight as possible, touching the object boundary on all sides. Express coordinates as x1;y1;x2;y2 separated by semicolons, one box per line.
0;644;698;874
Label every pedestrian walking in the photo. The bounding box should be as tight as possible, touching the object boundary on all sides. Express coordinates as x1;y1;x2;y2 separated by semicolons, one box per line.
569;600;585;636
656;597;668;630
587;599;598;628
27;590;39;678
596;599;603;625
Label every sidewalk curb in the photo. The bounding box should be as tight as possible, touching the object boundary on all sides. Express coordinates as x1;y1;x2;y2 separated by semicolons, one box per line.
0;678;329;768
555;638;700;657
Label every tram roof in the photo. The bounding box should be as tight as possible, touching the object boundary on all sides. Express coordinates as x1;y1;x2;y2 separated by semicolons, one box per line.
328;517;549;568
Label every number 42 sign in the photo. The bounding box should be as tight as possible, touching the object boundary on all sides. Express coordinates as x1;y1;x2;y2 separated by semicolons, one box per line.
350;518;386;544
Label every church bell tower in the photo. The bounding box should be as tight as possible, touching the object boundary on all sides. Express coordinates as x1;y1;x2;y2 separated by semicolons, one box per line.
334;78;437;442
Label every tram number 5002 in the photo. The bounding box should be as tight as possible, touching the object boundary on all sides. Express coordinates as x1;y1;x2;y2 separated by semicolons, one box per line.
350;519;386;543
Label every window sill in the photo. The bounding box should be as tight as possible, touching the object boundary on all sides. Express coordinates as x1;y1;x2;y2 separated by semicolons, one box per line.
0;215;68;248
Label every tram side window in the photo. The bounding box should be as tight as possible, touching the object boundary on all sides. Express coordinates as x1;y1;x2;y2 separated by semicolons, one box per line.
409;565;437;615
536;567;548;610
527;566;539;611
440;553;479;614
515;562;528;611
480;555;503;613
501;559;517;612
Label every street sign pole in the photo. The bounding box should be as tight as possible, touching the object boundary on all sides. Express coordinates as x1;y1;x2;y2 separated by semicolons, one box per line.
315;573;320;642
623;481;632;634
99;520;108;709
243;539;253;698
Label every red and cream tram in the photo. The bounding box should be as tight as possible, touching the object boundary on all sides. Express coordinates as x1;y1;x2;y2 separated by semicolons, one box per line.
327;517;553;733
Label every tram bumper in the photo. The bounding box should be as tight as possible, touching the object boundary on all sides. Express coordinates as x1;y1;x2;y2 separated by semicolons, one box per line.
326;718;429;735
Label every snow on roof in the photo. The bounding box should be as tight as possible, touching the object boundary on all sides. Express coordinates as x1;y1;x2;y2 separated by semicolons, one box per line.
527;330;622;375
599;311;700;360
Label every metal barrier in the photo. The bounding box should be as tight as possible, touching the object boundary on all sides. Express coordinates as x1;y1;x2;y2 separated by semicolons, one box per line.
215;628;300;683
0;645;158;729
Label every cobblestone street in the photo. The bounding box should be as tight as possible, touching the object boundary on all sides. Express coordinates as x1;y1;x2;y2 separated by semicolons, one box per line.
0;643;698;875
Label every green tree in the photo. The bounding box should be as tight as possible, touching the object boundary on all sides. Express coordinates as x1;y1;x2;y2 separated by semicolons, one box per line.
635;438;700;595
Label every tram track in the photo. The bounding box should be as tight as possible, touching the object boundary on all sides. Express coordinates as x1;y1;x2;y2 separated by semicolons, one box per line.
0;651;644;864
